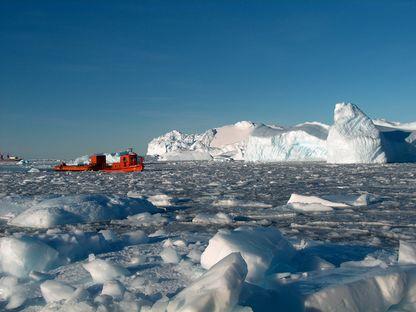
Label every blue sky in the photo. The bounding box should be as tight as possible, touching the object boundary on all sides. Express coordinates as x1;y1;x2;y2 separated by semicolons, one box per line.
1;0;416;158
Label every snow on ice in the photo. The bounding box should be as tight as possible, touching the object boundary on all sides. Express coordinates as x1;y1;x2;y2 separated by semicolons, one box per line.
147;102;416;164
201;227;296;285
167;252;247;312
7;194;159;228
2;149;416;310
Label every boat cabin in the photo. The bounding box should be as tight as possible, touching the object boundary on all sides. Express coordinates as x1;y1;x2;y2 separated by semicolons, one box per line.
110;153;139;169
90;154;107;169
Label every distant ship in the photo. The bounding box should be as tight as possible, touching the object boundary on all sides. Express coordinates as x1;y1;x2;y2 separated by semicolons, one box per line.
0;152;22;162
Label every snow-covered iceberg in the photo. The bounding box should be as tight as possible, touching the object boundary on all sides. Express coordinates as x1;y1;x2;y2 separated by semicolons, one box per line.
327;103;416;163
244;122;328;162
147;102;416;164
147;121;258;161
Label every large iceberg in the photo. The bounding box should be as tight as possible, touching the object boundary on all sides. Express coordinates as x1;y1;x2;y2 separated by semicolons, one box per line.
327;103;416;163
244;122;328;162
147;102;416;164
147;121;258;161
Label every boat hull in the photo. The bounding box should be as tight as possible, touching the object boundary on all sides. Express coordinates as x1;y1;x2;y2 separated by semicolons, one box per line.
102;164;144;172
53;165;94;171
53;164;144;172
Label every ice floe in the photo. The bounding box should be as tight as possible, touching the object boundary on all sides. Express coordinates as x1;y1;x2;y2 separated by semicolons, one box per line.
201;227;296;285
82;258;130;283
40;280;75;303
398;240;416;265
0;236;59;278
167;252;248;312
6;194;159;228
287;193;380;209
192;212;233;225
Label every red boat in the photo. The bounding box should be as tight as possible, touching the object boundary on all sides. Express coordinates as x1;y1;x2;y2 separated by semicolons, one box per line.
54;150;144;172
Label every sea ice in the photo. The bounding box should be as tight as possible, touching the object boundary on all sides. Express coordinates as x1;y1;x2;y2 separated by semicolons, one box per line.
287;193;379;208
40;280;75;303
147;121;257;161
82;259;130;283
126;212;168;226
192;212;233;225
201;227;296;285
0;236;59;278
8;194;158;228
244;122;328;162
167;252;248;312
0;276;28;309
101;280;125;300
160;247;180;264
398;240;416;265
327;103;416;163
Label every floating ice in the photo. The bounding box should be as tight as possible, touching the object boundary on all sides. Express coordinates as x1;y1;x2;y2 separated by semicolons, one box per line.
148;121;258;161
303;267;409;311
288;202;334;212
213;199;272;208
0;276;28;309
8;194;158;228
244;122;328;162
398;240;416;265
0;236;59;278
127;212;168;227
40;280;75;303
101;280;125;300
201;227;296;284
160;247;180;264
147;103;416;164
288;193;379;208
167;252;248;312
82;259;130;283
147;194;174;207
159;150;213;161
121;230;148;245
193;212;233;225
327;103;416;163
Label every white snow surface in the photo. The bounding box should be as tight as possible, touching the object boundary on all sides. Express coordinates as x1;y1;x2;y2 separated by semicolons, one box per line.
327;103;416;163
7;194;159;228
244;122;328;162
201;227;296;285
0;236;59;278
147;121;258;161
40;280;75;303
399;241;416;265
288;193;379;208
159;150;213;161
82;258;130;283
2;160;416;311
327;103;387;164
147;103;416;163
167;252;247;312
373;119;416;131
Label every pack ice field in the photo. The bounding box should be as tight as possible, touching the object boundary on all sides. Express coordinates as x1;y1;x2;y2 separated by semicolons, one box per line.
1;160;416;311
